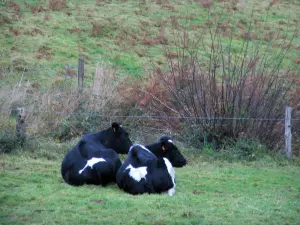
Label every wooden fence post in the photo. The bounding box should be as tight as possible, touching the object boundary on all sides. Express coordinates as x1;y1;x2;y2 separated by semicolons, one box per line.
16;107;26;146
285;106;292;158
78;56;84;89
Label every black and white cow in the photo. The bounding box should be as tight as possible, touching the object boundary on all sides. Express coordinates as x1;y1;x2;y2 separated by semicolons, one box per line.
116;144;176;196
146;136;187;167
61;123;133;186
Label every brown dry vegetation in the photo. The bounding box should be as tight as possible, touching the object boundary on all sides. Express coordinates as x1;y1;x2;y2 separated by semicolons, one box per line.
35;46;53;60
48;0;66;11
24;28;43;36
0;64;124;141
6;1;20;12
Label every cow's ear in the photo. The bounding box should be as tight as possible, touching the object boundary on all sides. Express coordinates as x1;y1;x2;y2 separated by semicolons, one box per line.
112;122;120;133
161;143;167;152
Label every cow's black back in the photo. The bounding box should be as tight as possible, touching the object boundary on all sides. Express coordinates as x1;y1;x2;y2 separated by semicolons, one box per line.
61;123;132;186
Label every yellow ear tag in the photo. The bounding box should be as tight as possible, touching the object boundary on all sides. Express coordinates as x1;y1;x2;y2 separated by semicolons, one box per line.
162;145;166;151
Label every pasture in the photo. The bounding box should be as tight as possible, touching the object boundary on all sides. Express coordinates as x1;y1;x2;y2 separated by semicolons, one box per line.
1;148;300;225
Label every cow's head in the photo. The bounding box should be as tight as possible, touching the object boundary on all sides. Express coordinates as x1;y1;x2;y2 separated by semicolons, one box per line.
159;136;187;167
106;122;133;154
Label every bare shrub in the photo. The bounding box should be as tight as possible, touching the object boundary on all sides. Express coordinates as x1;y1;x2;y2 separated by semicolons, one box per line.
142;10;298;150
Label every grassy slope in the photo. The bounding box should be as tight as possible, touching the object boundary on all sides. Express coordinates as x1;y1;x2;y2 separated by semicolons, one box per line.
0;0;299;86
1;151;300;225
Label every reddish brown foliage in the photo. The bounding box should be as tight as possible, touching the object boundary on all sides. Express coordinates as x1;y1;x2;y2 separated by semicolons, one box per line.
217;22;232;37
170;15;179;29
199;0;213;8
193;190;201;195
140;36;168;45
91;23;103;37
293;58;300;64
31;5;46;14
135;49;146;57
44;14;51;20
190;24;202;30
65;11;72;16
64;66;76;78
67;26;81;34
240;32;258;40
116;71;174;111
165;52;179;59
289;75;300;111
9;27;21;36
263;31;275;41
0;17;10;25
161;4;175;11
236;23;245;31
31;82;40;89
24;28;43;36
204;20;213;26
278;20;287;25
35;46;52;60
89;199;106;204
48;0;66;11
6;1;20;12
129;38;136;46
267;0;280;9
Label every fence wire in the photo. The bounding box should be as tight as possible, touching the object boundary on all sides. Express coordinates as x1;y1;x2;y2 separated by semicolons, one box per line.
1;107;299;121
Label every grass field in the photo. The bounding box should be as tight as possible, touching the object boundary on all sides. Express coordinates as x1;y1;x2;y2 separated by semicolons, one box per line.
1;148;300;225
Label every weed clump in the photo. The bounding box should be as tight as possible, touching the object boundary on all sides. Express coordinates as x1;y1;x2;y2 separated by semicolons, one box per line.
48;0;66;11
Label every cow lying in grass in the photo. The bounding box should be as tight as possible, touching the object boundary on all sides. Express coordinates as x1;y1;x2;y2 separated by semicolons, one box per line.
116;144;176;196
61;123;132;186
146;136;187;167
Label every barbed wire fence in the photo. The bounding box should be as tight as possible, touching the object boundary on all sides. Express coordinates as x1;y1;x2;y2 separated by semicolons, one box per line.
0;59;298;157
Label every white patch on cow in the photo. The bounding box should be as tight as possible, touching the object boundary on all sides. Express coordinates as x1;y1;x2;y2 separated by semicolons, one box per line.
78;157;106;174
168;139;173;143
129;144;156;156
163;158;176;196
125;164;147;182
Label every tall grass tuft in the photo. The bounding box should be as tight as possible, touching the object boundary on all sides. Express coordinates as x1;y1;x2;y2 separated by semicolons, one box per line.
0;64;126;146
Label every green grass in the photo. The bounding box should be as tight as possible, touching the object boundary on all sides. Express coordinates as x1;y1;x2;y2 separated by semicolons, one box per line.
0;0;299;87
1;149;300;225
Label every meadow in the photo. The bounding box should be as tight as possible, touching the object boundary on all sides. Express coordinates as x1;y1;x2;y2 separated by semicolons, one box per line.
1;144;300;225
